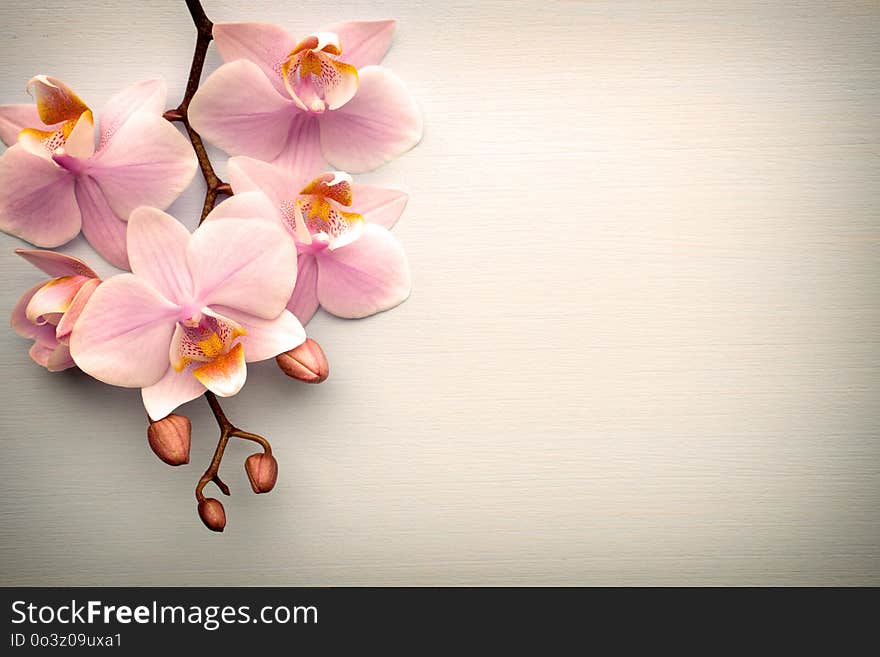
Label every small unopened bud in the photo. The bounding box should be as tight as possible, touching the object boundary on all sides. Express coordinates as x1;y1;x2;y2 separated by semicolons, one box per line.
198;498;226;532
147;414;191;466
276;338;329;383
245;452;279;494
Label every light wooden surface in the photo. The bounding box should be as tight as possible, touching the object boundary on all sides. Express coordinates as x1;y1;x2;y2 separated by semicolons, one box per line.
0;0;878;585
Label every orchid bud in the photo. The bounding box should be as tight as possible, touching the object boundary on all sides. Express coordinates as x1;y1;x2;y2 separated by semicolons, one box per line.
276;338;329;383
147;414;191;466
198;498;226;532
245;452;279;494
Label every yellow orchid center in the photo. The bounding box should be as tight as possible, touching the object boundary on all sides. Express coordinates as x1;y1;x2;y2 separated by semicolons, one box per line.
288;172;364;250
18;76;95;159
280;33;359;113
171;311;247;378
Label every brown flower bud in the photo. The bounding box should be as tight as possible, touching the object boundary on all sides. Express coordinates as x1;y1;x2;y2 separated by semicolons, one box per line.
147;414;191;466
245;452;279;494
198;498;226;532
276;338;329;383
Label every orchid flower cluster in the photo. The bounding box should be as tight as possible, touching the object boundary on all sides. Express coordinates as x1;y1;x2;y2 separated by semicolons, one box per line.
0;2;420;532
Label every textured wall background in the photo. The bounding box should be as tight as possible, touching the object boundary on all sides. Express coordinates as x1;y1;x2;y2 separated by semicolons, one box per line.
0;0;878;585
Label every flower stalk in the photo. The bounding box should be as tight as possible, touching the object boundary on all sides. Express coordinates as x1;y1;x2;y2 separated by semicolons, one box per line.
163;0;230;223
168;0;275;520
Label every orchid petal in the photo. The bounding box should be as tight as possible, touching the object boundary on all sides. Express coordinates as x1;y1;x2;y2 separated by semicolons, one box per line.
0;144;80;247
99;79;167;148
26;75;90;126
46;344;75;372
322;19;397;69
0;104;55;146
69;273;179;387
142;365;207;421
29;341;57;368
287;253;319;325
316;223;411;318
75;177;130;270
90;112;197;220
189;59;295;163
11;282;56;341
15;248;98;278
272;113;326;176
193;342;247;397
55;277;99;345
212;22;297;96
25;275;90;325
127;206;194;303
227;155;305;207
211;306;305;362
318;66;422;173
351;184;408;229
187;218;298;319
204;190;281;225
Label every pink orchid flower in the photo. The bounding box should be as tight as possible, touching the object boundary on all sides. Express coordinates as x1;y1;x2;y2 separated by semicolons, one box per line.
189;20;422;175
69;205;306;420
11;249;100;372
0;76;198;269
213;155;410;325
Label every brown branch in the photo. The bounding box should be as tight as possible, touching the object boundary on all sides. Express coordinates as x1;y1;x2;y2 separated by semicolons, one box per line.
163;0;231;224
195;391;234;501
168;0;271;508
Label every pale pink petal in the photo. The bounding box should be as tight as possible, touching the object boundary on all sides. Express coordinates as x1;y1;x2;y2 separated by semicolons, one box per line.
318;66;422;173
193;342;247;397
204;191;281;224
212;22;297;96
213;306;305;362
25;275;90;325
228;156;307;207
316;224;411;318
69;273;179;387
0;144;80;246
55;277;100;344
11;282;55;340
351;184;408;229
189;60;296;163
127;206;194;303
0;104;56;146
15;248;98;278
287;253;319;325
89;112;197;220
29;341;57;368
142;365;206;421
99;79;167;148
187;218;298;319
322;19;397;69
75;177;130;269
272;113;326;177
46;344;75;372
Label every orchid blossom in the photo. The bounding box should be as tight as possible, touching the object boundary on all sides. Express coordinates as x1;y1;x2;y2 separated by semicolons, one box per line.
189;20;422;175
214;155;411;324
69;205;306;420
0;76;198;269
11;249;100;372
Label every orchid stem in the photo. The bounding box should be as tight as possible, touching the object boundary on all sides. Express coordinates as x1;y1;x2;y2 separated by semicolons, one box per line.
173;0;271;505
197;392;272;501
164;0;231;224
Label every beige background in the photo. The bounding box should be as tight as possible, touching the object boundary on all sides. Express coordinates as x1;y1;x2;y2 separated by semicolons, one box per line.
0;0;878;585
